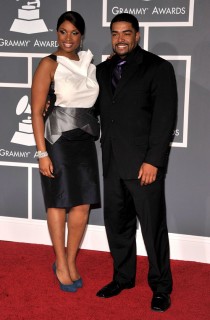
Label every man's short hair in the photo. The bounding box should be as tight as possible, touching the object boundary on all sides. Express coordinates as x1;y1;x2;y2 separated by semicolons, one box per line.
110;13;139;32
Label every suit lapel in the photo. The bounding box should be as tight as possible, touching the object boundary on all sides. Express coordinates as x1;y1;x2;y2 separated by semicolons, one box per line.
101;60;114;97
113;64;139;97
100;46;144;98
113;46;144;98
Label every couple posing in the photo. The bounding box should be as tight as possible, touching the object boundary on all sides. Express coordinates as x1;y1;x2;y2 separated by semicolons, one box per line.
31;11;177;313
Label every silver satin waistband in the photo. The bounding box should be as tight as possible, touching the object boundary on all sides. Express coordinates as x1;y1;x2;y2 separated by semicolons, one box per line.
44;106;100;144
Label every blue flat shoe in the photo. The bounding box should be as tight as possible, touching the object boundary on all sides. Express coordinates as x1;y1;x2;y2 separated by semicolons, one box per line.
73;278;83;288
52;263;77;292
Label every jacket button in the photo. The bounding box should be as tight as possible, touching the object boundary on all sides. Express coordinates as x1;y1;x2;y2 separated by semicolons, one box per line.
111;119;114;123
112;100;116;104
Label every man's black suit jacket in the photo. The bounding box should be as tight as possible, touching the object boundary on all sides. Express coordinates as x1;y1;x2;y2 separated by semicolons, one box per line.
95;46;177;178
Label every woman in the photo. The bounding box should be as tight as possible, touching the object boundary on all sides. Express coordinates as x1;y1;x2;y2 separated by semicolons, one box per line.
31;11;100;292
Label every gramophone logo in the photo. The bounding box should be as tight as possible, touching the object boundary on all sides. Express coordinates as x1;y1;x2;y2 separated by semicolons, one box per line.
10;0;48;34
11;95;35;146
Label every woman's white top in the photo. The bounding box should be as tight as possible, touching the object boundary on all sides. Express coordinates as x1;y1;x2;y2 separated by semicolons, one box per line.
54;49;99;108
44;50;100;144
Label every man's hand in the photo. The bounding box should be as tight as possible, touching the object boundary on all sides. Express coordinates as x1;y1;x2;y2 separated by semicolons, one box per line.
43;99;50;116
107;52;115;60
138;163;158;186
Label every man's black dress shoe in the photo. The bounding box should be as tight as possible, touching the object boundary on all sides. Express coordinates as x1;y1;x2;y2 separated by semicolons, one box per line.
96;280;134;298
151;293;171;312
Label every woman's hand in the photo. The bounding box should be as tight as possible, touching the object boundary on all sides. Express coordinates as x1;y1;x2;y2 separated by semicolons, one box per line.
39;156;54;178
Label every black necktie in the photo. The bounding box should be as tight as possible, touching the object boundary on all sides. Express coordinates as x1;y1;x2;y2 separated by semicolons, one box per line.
112;60;126;89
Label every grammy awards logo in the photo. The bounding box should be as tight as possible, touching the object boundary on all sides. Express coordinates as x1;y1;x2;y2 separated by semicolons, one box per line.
11;95;35;146
10;0;48;34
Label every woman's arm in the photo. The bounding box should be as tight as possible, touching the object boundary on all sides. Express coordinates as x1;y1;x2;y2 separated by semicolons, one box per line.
31;57;56;178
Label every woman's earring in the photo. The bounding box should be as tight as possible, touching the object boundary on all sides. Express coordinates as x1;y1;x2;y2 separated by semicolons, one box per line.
80;39;83;51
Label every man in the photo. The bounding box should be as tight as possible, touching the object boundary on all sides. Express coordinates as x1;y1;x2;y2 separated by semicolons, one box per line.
95;13;177;312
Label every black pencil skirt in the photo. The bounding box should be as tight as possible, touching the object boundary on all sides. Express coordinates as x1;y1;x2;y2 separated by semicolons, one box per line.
41;129;101;210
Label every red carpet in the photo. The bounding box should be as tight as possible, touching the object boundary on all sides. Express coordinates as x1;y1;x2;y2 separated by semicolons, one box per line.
0;241;209;320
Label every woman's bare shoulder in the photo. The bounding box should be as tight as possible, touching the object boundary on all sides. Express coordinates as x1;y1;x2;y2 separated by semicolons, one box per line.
36;55;58;76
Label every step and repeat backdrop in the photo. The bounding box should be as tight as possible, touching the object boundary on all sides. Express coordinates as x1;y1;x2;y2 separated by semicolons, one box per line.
0;0;209;238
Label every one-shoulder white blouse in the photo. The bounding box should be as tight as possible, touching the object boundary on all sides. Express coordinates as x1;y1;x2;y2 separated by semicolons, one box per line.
44;50;100;144
54;49;99;109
